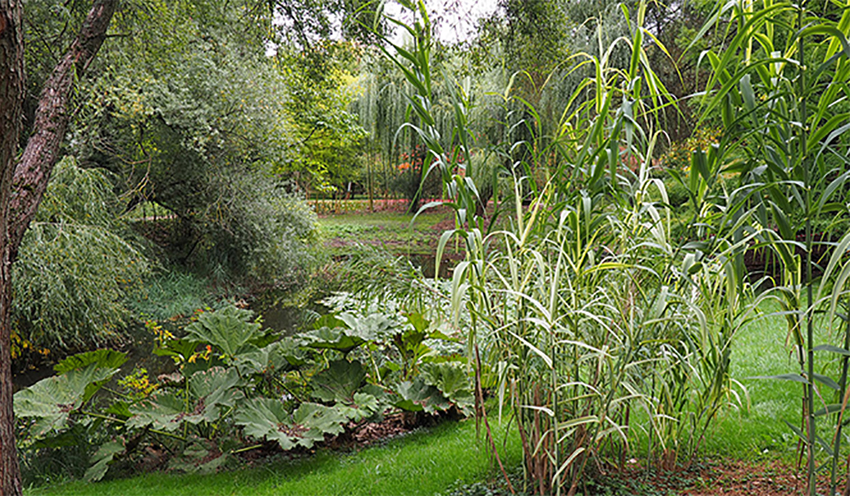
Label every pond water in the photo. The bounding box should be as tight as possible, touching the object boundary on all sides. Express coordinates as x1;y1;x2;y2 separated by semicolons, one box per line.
12;321;175;391
253;296;330;335
407;253;455;279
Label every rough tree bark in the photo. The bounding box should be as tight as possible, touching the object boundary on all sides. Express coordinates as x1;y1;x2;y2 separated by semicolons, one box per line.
0;1;117;495
0;2;25;495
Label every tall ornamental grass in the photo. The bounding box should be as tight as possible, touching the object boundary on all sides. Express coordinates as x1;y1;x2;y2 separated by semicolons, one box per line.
380;2;754;494
694;1;850;494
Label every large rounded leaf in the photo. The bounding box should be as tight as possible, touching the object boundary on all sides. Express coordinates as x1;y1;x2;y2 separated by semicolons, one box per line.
394;377;452;414
188;366;245;422
302;327;365;355
15;364;118;436
310;359;366;404
235;339;306;376
54;349;127;374
184;306;265;359
127;391;186;432
235;399;346;450
303;312;396;354
420;362;473;414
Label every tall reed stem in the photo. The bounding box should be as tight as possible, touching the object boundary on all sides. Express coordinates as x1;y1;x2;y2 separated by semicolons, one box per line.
796;2;816;494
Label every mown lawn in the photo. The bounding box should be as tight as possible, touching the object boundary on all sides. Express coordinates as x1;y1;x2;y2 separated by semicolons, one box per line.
318;210;451;255
25;418;522;496
704;303;802;459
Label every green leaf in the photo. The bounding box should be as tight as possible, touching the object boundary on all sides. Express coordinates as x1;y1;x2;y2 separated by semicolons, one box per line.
311;360;367;404
813;345;850;357
784;421;810;448
750;373;808;384
814;374;841;392
312;313;347;330
814;404;845;417
53;350;127;404
235;399;346;450
188;366;245;422
394;378;452;413
336;393;380;422
507;331;552;369
740;74;755;112
235;398;294;449
419;362;473;414
85;441;124;482
54;349;127;374
15;365;118;436
816;434;835;457
127;391;186;432
338;312;396;341
406;312;430;334
305;312;395;354
184;306;265;359
768;201;793;241
235;339;306;376
303;326;366;354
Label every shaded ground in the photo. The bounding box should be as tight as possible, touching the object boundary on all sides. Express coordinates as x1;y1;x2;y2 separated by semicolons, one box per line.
464;459;847;496
680;460;836;496
605;459;845;496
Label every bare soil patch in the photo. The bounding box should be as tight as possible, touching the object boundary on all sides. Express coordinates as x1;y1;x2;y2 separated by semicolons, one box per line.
594;459;847;496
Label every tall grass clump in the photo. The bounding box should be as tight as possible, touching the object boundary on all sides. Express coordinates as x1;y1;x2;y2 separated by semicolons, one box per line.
379;1;756;494
693;1;850;494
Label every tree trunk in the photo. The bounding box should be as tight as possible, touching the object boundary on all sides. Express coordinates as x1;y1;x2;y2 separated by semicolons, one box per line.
0;2;25;494
0;1;117;494
0;262;18;496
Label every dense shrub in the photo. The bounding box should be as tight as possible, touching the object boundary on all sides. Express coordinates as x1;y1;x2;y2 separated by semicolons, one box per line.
181;174;319;285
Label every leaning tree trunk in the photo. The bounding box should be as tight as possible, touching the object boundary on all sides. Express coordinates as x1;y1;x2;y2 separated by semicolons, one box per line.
0;1;117;494
9;0;118;250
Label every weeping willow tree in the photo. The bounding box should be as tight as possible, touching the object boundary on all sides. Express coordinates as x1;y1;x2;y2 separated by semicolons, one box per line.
13;157;151;354
354;38;512;212
353;64;413;205
352;0;662;215
357;0;650;208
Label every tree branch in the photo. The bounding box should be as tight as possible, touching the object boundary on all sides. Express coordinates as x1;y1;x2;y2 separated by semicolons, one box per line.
8;0;118;257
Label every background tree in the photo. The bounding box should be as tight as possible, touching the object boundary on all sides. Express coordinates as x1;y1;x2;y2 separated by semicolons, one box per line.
277;41;367;197
69;0;319;284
